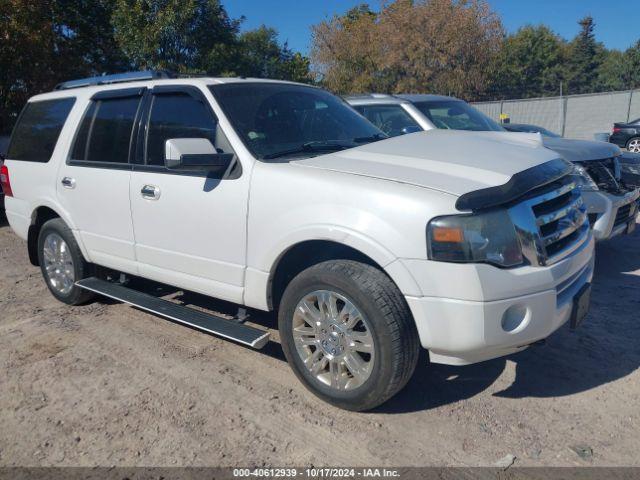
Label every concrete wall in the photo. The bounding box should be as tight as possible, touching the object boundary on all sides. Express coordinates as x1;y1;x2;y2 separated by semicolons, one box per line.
473;89;640;140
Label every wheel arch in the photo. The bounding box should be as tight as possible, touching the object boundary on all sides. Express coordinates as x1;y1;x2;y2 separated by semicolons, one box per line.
27;204;86;266
265;237;420;311
626;136;640;151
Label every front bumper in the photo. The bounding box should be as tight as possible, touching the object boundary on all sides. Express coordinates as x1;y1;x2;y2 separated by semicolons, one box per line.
402;234;595;366
582;189;639;240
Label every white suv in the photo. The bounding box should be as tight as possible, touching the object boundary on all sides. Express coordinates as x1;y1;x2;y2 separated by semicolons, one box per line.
2;72;594;411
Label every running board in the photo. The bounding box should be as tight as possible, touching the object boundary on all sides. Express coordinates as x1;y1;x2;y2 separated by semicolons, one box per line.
75;277;270;349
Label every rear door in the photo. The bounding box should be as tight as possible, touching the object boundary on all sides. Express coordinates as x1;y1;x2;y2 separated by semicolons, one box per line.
3;97;76;235
56;87;144;273
129;85;249;303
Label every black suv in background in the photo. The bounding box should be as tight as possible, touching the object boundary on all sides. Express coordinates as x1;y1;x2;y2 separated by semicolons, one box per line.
610;119;640;153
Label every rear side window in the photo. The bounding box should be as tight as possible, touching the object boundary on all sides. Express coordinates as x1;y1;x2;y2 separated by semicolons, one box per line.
7;98;76;162
72;96;141;163
145;93;217;166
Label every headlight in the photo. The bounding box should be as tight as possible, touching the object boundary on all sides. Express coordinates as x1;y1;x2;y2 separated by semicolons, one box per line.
427;210;523;267
570;163;598;191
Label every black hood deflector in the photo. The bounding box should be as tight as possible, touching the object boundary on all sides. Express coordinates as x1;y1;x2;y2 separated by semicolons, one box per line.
456;158;573;211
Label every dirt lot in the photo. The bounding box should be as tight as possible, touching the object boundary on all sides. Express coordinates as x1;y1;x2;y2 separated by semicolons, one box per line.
0;213;639;468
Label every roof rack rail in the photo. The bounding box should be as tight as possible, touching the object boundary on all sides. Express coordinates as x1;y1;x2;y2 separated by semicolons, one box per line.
343;93;395;99
54;70;176;91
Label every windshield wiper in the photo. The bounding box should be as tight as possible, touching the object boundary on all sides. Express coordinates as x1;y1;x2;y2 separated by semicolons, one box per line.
353;133;388;143
262;141;357;160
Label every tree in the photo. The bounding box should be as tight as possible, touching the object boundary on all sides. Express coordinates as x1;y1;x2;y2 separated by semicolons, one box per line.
236;26;312;82
0;0;125;134
111;0;241;73
489;25;566;99
311;0;503;98
311;3;381;93
565;16;604;94
596;49;628;91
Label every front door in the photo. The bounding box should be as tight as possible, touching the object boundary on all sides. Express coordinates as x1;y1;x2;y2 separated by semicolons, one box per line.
57;88;144;274
129;85;249;303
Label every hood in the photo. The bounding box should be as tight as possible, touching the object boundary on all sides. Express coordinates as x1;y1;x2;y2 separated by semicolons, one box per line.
293;130;561;197
542;136;621;162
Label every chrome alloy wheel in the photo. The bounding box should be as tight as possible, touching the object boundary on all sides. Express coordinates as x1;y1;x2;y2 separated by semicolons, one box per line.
42;233;75;295
292;290;374;391
628;138;640;153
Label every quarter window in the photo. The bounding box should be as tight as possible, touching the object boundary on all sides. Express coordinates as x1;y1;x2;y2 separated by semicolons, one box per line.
71;96;141;163
146;93;217;166
7;98;76;162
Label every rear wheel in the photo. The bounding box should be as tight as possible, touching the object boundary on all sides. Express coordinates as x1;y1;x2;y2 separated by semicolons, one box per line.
37;218;95;305
278;260;419;411
627;137;640;153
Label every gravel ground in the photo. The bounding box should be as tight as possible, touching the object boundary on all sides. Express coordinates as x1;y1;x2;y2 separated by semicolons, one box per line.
0;213;639;467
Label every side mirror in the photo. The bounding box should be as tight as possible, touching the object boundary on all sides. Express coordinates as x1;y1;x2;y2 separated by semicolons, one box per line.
401;126;422;135
164;138;234;173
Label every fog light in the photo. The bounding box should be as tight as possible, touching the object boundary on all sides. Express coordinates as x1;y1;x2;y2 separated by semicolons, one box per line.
501;304;529;332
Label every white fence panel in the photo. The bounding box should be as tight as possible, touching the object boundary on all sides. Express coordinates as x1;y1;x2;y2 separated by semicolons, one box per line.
501;97;564;135
628;91;640;122
474;101;501;120
564;92;631;140
473;89;640;141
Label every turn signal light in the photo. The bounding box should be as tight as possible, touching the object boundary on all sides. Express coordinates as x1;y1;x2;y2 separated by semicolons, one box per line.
432;226;464;243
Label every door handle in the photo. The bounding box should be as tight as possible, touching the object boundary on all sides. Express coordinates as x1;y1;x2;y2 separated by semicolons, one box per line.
141;184;160;200
61;177;76;189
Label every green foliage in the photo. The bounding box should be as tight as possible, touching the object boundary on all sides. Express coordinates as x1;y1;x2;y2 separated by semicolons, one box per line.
625;41;640;88
489;26;565;99
111;0;240;73
596;49;628;91
486;17;640;100
0;0;311;134
235;26;312;82
565;16;604;94
0;0;125;133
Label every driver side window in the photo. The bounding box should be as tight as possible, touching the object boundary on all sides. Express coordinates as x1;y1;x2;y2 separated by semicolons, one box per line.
146;92;233;166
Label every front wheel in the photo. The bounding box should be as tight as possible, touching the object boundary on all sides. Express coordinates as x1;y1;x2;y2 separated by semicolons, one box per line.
278;260;419;411
627;137;640;153
37;218;95;305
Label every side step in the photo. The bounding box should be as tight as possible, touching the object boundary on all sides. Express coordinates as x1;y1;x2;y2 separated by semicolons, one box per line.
76;277;270;349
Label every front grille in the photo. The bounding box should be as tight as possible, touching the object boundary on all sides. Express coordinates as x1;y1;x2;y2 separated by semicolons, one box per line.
614;203;633;226
510;175;590;266
581;158;621;193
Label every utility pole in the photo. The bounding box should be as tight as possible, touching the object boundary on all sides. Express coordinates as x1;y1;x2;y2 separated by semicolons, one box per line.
559;81;567;137
559;81;563;135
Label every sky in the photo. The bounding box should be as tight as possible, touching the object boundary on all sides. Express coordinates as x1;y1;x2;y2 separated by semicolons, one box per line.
224;0;638;54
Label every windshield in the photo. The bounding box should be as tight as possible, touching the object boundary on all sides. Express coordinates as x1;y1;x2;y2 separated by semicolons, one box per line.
413;100;504;132
210;83;385;159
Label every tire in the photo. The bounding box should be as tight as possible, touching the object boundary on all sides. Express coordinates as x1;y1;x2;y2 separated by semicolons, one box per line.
626;137;640;153
37;218;95;305
278;260;419;411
